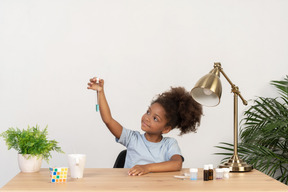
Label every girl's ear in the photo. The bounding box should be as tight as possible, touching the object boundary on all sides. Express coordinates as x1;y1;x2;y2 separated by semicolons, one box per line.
162;126;172;134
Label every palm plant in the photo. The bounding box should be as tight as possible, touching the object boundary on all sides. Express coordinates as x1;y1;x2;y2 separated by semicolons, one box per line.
215;75;288;185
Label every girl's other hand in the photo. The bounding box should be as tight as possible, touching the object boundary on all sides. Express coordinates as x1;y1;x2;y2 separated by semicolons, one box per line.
128;165;149;176
87;77;104;92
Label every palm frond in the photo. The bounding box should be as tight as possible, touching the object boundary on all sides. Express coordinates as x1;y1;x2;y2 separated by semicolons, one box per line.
271;75;288;99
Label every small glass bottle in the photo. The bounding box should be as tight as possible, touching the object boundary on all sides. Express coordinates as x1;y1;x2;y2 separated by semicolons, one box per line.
190;168;198;180
223;168;230;179
215;168;224;179
208;164;213;180
203;165;209;181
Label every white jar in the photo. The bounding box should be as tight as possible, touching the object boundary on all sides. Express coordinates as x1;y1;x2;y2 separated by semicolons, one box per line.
190;168;198;180
223;168;230;179
215;168;224;179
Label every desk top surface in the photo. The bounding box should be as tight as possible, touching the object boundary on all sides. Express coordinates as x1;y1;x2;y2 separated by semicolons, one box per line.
1;168;287;192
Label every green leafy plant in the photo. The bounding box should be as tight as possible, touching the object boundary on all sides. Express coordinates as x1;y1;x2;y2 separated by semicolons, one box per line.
215;75;288;185
0;125;64;162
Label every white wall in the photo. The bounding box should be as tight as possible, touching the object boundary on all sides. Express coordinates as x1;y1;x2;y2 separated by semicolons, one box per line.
1;0;287;187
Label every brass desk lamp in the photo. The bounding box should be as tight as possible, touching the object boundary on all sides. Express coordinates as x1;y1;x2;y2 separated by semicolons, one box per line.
190;62;253;172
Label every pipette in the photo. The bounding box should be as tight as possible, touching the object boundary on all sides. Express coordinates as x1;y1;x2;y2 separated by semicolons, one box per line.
96;78;100;112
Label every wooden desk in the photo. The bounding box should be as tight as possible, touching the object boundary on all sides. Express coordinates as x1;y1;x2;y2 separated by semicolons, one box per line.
1;168;287;192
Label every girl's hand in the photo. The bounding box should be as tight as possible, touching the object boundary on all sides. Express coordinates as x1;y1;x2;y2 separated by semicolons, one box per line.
87;77;104;92
128;165;150;176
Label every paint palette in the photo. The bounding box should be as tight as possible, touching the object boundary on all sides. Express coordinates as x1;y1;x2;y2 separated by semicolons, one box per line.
49;167;68;183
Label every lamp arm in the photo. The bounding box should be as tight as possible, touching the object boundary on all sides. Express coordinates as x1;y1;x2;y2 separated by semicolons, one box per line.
214;63;248;106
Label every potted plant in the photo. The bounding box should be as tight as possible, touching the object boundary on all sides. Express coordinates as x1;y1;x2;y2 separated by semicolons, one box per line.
0;125;64;172
215;76;288;185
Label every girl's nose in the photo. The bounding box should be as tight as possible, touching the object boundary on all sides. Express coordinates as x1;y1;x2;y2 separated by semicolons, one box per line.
144;114;150;121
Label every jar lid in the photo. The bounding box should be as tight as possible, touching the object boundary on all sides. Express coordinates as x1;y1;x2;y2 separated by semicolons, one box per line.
215;168;224;172
190;168;198;172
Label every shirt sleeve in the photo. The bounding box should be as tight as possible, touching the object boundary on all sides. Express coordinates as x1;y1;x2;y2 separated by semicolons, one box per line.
116;127;137;147
166;138;183;161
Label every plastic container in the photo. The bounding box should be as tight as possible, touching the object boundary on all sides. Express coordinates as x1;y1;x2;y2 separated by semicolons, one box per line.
215;168;224;179
223;168;230;179
190;168;198;180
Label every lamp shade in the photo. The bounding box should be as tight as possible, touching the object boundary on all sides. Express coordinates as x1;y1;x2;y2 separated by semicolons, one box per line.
190;68;222;107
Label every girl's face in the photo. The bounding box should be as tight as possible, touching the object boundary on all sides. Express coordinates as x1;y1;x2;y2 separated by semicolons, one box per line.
141;103;171;135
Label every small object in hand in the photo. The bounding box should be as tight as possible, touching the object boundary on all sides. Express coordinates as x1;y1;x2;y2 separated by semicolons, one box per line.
96;77;100;112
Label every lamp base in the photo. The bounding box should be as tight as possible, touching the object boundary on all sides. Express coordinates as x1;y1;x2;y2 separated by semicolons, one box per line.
218;155;253;172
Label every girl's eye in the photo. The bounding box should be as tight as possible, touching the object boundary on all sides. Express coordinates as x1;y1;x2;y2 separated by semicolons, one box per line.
146;110;150;115
153;117;159;122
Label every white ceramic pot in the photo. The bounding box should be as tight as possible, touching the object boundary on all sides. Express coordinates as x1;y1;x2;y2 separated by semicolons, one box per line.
18;154;42;172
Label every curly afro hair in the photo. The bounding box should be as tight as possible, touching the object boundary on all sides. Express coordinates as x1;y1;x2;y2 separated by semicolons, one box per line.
151;87;203;135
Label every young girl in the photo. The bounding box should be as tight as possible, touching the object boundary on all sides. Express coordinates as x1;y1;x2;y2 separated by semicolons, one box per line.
87;77;202;176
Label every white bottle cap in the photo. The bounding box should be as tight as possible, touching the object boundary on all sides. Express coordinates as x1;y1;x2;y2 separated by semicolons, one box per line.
204;165;209;170
208;164;213;169
190;168;198;172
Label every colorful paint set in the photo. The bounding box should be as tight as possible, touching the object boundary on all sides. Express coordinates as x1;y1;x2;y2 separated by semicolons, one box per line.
49;167;68;183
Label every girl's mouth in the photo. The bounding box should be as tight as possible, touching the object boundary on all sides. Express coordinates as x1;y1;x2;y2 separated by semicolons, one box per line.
142;121;150;128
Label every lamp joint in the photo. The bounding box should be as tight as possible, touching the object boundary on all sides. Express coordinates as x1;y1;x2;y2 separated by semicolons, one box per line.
231;85;240;95
214;62;222;69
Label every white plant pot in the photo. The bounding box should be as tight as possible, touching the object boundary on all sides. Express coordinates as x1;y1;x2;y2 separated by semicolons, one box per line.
18;154;43;173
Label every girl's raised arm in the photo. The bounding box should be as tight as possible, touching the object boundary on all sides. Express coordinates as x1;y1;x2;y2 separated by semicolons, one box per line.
87;77;123;139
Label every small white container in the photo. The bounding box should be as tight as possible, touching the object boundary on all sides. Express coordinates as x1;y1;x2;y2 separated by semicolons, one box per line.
215;168;224;179
190;168;198;180
223;168;230;179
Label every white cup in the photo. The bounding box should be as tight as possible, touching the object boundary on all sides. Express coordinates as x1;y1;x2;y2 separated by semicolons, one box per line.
68;154;86;178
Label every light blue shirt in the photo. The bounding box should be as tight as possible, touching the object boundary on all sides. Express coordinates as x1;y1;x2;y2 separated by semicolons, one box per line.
116;127;182;168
